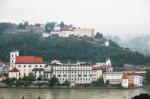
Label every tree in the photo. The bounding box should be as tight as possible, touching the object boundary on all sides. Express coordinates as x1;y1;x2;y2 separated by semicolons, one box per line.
131;94;150;99
60;21;65;29
146;69;150;83
28;73;36;81
4;78;16;87
45;22;55;33
95;32;103;39
91;78;105;87
18;23;26;30
37;76;43;81
36;82;45;88
15;80;23;87
62;80;70;87
23;81;32;87
49;76;59;87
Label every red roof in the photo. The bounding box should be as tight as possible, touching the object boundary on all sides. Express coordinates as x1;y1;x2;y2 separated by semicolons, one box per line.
9;67;19;72
0;61;5;65
16;56;44;64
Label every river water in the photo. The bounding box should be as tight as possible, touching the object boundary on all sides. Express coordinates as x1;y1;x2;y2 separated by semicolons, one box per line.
0;88;150;99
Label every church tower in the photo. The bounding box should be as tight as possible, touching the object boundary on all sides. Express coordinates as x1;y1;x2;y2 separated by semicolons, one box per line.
10;50;19;67
106;58;111;66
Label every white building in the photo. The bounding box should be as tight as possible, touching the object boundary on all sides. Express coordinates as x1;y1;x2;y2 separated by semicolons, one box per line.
9;67;19;79
44;65;53;80
104;40;110;47
50;26;95;38
42;33;51;38
9;50;46;79
74;28;95;37
133;75;143;87
103;72;123;84
52;64;93;84
51;30;74;37
32;68;44;80
92;66;103;81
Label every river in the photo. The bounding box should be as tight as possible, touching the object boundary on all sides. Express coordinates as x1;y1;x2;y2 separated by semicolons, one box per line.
0;88;150;99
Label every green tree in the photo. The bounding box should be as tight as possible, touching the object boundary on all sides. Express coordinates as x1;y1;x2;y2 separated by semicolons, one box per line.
60;21;65;29
28;73;36;81
45;22;55;33
95;32;103;39
15;80;23;87
62;80;70;87
91;78;105;87
36;82;45;88
18;23;26;29
23;81;32;87
4;78;16;87
49;76;59;87
146;69;150;83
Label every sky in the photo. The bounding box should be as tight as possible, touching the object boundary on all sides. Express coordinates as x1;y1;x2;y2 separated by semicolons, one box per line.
0;0;150;37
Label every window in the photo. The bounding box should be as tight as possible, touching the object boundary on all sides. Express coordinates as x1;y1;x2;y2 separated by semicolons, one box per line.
63;74;67;77
24;65;26;67
19;65;21;67
40;65;42;67
58;74;61;77
83;74;87;77
78;74;82;77
36;65;37;67
29;65;31;67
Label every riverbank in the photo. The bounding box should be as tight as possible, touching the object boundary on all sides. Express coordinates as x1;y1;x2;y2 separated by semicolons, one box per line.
0;86;146;89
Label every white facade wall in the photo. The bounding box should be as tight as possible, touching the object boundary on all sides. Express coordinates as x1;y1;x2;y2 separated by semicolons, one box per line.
14;64;46;78
50;28;95;38
9;72;19;79
92;70;103;81
133;75;143;87
42;33;51;38
74;28;95;37
121;79;129;88
44;66;52;80
103;72;123;84
32;70;44;80
10;51;19;68
51;31;73;37
52;65;93;84
105;41;110;47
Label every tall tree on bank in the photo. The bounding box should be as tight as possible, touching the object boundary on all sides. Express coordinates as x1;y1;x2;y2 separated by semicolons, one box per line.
95;32;103;39
45;22;55;33
60;21;65;30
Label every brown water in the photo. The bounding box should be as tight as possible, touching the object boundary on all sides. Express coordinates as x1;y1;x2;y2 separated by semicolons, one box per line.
0;88;150;99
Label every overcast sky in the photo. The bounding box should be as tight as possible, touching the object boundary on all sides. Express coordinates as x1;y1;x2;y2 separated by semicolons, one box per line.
0;0;150;36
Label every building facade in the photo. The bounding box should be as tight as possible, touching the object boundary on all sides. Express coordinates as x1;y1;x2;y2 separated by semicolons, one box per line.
9;50;46;79
103;72;123;84
52;64;93;84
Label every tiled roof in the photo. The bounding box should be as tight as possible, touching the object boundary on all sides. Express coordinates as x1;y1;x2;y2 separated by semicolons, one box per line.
0;61;5;64
16;56;43;64
9;67;19;72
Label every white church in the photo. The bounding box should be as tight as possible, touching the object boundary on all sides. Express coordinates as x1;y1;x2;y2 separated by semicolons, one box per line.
9;50;46;79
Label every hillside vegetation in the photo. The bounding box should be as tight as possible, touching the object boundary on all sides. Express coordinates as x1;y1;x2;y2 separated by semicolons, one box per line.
0;32;150;66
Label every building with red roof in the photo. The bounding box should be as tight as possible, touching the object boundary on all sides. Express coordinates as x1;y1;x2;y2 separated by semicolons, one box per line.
121;72;134;88
9;67;19;79
16;56;43;64
9;50;46;79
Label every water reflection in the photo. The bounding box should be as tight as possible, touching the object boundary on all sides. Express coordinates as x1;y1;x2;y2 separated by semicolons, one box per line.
0;88;149;99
